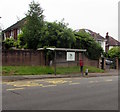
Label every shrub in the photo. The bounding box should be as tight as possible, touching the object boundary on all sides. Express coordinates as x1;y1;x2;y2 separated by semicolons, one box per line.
4;37;15;49
108;47;120;59
15;33;26;49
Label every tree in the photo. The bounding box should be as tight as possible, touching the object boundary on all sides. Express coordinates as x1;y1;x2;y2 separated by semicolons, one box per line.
108;47;120;59
4;38;15;49
22;1;45;49
74;30;103;60
39;20;76;48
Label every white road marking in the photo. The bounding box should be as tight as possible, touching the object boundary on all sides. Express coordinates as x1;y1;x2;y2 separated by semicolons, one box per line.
7;88;24;91
42;85;57;88
105;79;113;82
69;82;80;85
89;80;99;83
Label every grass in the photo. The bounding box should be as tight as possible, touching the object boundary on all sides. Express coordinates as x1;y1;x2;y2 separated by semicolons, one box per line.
56;66;104;74
2;66;54;75
2;66;104;76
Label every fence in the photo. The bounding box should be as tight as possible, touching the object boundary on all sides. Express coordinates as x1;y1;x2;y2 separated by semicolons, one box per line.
2;49;99;68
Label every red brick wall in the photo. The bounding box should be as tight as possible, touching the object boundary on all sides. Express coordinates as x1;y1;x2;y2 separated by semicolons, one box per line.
2;50;99;68
79;53;99;67
55;52;99;68
2;50;45;66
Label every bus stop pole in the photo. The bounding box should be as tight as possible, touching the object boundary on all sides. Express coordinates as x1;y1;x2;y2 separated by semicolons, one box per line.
54;50;56;75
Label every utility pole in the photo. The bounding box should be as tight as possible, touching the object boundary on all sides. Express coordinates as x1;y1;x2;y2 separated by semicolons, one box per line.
0;17;1;28
0;17;2;43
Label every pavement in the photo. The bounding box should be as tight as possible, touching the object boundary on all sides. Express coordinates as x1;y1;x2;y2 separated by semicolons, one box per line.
2;69;118;82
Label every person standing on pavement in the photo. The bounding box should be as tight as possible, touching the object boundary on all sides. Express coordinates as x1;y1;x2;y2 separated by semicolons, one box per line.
80;59;84;76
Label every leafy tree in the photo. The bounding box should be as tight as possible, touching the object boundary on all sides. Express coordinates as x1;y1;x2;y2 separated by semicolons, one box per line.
74;30;103;59
4;37;15;49
108;47;120;59
22;1;45;49
15;33;26;49
39;20;76;48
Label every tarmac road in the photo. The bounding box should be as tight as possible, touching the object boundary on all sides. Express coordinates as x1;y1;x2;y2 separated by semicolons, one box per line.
2;76;118;110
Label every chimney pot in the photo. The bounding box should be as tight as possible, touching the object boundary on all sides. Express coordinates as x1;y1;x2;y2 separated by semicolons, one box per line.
106;32;109;36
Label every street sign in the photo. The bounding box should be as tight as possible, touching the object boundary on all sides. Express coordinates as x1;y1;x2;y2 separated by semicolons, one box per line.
67;52;75;61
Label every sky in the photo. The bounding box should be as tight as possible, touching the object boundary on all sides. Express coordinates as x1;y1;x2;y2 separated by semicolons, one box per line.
0;0;119;40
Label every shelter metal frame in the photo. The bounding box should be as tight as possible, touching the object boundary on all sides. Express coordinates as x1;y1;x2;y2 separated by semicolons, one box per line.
46;48;86;75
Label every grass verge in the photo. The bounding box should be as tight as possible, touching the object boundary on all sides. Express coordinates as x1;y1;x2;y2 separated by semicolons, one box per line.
2;66;104;76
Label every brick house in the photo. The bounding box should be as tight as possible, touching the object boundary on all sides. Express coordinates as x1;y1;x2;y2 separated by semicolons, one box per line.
76;29;106;52
105;32;120;52
2;18;26;40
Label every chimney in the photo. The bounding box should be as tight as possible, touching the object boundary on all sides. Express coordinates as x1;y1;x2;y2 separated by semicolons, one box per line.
106;32;109;42
106;32;109;38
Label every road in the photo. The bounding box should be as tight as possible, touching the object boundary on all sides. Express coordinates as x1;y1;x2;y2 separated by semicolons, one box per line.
2;76;118;110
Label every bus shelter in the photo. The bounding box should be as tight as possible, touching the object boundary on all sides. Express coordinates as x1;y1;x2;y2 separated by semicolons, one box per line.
46;48;86;75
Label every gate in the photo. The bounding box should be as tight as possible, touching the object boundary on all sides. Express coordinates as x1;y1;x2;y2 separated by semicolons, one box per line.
105;58;116;69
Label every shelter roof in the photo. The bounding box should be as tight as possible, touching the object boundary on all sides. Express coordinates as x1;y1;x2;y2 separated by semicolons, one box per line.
46;48;86;52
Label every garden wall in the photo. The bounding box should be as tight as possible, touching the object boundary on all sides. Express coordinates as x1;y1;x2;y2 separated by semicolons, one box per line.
54;51;99;68
2;50;45;66
2;50;99;68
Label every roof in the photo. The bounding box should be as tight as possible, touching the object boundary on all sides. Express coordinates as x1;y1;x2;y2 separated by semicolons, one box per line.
108;36;120;46
47;48;86;52
38;48;86;52
3;18;26;32
77;29;105;41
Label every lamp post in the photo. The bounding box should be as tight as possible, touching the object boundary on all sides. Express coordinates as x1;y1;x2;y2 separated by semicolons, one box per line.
0;17;2;43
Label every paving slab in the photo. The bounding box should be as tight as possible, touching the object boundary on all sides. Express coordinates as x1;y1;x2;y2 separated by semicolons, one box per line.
2;69;118;82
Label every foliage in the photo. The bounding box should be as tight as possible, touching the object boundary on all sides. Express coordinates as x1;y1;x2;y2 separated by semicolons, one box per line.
15;33;26;49
4;37;15;49
108;47;120;59
74;30;103;60
103;52;109;58
22;1;45;50
14;1;103;60
39;20;76;48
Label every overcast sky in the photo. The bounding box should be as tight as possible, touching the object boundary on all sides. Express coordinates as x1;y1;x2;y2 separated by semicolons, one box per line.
0;0;119;40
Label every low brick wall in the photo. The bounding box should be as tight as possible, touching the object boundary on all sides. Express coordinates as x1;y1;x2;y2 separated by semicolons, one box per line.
83;56;99;68
55;52;79;67
2;50;99;68
54;52;99;68
79;53;99;68
2;50;45;66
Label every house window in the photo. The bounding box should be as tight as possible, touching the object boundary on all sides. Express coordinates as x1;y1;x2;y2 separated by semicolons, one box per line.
11;31;14;37
20;29;22;34
17;29;20;35
17;28;22;35
4;33;6;40
109;46;113;50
